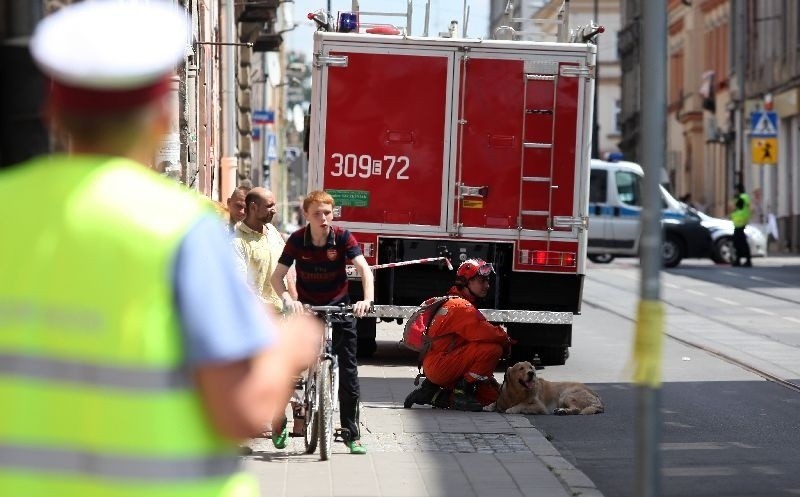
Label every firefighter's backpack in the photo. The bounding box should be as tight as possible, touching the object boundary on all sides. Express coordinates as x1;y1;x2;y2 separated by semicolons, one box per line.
401;296;457;353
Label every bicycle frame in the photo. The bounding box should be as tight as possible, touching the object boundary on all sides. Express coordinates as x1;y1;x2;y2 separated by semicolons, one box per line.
303;304;355;460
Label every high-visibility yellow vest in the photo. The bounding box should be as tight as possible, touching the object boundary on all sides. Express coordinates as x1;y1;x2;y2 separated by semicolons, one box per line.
731;193;751;228
0;155;258;497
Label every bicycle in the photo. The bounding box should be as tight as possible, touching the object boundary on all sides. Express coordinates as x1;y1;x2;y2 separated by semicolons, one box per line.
298;303;362;461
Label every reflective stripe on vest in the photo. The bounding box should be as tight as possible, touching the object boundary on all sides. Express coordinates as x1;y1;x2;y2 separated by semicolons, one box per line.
0;444;238;481
0;352;190;390
0;156;257;497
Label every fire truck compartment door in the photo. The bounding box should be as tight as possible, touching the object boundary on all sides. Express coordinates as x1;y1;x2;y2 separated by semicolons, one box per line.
316;47;454;231
452;55;583;236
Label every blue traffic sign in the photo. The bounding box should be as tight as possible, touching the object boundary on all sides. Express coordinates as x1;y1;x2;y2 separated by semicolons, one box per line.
253;110;275;124
265;133;277;161
750;111;778;137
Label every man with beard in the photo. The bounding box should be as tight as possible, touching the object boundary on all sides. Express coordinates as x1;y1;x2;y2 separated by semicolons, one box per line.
232;187;301;442
233;188;289;312
403;259;512;411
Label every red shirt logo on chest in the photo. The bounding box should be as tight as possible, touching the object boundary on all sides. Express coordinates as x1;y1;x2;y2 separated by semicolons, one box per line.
326;248;338;261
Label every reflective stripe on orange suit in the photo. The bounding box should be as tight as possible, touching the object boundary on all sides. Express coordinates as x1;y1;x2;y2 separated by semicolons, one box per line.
422;296;507;405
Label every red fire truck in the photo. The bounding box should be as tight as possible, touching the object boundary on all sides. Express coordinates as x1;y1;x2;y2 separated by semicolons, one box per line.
305;3;599;365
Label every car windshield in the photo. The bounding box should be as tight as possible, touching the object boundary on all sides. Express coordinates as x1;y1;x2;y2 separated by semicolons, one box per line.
660;185;686;212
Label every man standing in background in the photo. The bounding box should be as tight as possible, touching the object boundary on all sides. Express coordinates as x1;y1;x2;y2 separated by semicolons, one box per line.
232;187;304;442
233;187;292;313
731;183;753;267
227;184;252;233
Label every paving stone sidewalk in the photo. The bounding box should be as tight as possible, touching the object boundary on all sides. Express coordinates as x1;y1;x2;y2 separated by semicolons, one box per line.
242;361;603;497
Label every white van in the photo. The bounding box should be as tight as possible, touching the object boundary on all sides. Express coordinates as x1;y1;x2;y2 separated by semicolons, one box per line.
587;159;712;267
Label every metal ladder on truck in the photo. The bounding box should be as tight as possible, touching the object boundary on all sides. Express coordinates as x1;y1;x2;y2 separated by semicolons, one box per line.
517;60;561;235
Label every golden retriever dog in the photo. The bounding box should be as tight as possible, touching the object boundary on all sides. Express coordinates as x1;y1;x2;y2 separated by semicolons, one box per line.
489;361;604;415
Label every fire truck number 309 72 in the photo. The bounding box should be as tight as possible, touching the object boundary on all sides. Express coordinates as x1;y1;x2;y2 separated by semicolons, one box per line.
329;153;411;180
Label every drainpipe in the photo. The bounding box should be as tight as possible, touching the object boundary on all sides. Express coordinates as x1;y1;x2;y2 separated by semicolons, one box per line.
220;0;238;196
733;0;746;191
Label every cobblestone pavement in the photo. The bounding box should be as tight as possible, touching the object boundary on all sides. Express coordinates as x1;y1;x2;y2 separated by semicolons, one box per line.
240;331;602;497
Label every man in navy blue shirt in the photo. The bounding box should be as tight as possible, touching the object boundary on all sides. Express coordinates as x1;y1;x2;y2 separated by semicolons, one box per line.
271;190;374;454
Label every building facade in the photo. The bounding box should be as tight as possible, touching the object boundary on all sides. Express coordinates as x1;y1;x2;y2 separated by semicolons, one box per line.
489;0;622;159
665;0;732;218
621;0;800;252
0;0;288;212
741;0;800;252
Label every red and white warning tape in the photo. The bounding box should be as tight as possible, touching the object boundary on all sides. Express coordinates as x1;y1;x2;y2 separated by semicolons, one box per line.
369;256;453;271
346;256;453;277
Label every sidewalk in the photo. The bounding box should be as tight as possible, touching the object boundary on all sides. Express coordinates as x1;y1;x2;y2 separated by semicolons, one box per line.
243;358;603;497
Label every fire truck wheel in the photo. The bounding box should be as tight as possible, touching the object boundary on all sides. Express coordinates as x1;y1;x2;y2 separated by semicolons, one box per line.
536;347;569;366
509;345;536;366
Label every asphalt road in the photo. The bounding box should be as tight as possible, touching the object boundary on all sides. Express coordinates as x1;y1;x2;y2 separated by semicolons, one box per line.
370;255;800;497
532;380;800;497
529;255;800;497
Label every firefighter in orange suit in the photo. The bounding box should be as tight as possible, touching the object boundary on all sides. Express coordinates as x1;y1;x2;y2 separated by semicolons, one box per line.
403;259;512;411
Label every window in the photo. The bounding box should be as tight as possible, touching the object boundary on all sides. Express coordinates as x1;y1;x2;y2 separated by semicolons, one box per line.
614;99;622;134
615;171;642;206
669;50;684;106
703;19;729;90
590;169;608;203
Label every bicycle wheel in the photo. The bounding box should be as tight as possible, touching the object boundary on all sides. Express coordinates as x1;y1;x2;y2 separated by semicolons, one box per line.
318;359;334;461
303;370;319;454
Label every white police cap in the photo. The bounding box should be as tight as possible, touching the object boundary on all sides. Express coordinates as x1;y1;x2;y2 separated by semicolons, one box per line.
31;0;189;91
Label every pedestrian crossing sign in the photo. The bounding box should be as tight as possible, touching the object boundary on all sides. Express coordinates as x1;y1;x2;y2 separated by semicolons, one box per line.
266;133;277;161
751;137;778;165
750;111;778;137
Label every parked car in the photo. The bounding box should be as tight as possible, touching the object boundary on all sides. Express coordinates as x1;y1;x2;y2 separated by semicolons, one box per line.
587;159;713;267
690;207;767;264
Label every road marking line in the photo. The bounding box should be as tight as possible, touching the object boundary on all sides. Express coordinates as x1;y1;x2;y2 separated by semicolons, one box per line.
783;316;800;325
686;289;706;297
664;282;680;289
747;307;775;316
749;275;787;285
714;297;737;305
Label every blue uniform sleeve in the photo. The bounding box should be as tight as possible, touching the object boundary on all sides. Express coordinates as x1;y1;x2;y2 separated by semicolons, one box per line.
173;214;274;365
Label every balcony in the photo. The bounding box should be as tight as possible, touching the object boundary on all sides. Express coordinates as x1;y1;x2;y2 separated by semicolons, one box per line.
251;32;283;52
236;0;279;23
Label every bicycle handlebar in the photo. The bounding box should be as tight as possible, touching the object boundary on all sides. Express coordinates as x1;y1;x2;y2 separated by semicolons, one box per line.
305;304;354;313
304;303;374;314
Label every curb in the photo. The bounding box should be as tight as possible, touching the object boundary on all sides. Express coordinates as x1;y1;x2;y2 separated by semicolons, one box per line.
509;414;605;497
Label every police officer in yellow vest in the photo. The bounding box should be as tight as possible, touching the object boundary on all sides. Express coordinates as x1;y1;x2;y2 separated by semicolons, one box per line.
0;2;318;496
731;183;753;267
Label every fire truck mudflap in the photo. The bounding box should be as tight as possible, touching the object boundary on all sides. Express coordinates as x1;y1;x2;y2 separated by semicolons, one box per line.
307;16;595;366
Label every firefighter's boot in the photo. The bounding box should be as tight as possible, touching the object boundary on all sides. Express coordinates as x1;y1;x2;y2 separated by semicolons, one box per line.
452;379;483;412
403;379;441;408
